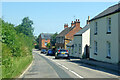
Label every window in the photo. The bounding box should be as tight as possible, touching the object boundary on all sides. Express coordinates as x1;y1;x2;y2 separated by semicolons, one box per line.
106;41;111;58
79;44;81;47
94;41;97;55
45;38;47;41
58;37;60;43
79;44;81;54
75;44;77;47
45;42;47;46
107;18;111;34
94;22;98;35
62;37;64;43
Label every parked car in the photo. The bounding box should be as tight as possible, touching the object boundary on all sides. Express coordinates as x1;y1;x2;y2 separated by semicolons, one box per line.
46;49;55;56
41;49;47;54
55;49;69;59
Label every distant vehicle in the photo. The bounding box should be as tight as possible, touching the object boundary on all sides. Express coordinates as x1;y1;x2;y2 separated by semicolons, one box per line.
55;49;69;59
46;49;55;56
41;49;47;54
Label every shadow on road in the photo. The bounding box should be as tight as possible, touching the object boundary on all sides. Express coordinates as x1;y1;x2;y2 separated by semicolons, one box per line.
68;60;120;77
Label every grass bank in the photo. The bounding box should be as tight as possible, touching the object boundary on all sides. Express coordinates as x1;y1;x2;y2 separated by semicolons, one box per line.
1;18;34;78
2;55;33;78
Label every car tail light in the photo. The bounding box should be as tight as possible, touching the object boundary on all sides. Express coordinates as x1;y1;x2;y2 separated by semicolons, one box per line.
58;50;60;53
66;50;68;53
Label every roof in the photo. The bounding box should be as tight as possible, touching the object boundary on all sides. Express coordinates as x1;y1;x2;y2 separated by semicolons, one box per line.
40;33;53;39
90;3;120;21
74;24;89;36
56;26;75;37
66;40;74;47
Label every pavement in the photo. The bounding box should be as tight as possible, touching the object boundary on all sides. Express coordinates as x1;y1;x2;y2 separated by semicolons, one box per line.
69;57;120;74
20;49;120;79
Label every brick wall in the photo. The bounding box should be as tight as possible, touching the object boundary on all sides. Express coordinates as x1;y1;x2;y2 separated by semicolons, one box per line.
65;21;82;49
41;39;50;48
39;35;51;49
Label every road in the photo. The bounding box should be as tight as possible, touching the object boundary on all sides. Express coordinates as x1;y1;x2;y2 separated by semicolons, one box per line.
21;49;120;79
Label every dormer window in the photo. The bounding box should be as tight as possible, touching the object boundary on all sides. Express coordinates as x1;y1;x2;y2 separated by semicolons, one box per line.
94;22;98;35
107;18;111;34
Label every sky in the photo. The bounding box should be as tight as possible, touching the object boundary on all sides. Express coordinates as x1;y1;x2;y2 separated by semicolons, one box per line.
2;1;118;36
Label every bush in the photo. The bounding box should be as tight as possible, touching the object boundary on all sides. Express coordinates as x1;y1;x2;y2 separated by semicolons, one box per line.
1;17;34;78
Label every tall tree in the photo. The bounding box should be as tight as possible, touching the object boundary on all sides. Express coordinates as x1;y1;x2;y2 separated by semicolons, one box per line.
15;17;34;37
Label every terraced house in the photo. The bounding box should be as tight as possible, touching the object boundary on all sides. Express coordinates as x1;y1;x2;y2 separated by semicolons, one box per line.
67;16;90;59
56;19;82;49
90;3;120;64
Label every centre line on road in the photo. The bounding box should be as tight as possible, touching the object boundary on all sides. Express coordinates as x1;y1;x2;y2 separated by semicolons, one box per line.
39;53;84;78
49;57;84;78
68;70;84;78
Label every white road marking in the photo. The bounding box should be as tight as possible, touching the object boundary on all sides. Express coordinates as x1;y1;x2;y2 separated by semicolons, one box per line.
38;53;84;78
38;53;118;78
61;65;69;70
69;70;84;78
19;59;33;78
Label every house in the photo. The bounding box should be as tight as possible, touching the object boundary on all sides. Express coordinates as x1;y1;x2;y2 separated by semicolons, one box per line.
66;40;74;56
39;33;53;50
89;3;120;64
67;16;90;58
56;19;82;49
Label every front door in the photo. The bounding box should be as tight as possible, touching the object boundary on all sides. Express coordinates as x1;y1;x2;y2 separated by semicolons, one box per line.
86;45;89;58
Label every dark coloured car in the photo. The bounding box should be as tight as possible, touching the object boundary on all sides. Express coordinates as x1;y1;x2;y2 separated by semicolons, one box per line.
55;49;69;59
46;49;55;56
41;49;47;54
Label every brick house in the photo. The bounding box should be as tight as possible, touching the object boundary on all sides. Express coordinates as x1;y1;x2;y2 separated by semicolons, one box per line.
39;33;53;50
67;16;90;58
56;19;82;49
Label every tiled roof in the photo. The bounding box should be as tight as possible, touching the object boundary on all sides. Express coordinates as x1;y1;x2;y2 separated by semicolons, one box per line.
40;33;53;39
56;26;75;37
90;3;120;21
74;24;89;36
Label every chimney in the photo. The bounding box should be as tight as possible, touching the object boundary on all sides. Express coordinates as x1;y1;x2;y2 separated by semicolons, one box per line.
71;21;75;27
75;19;80;28
76;19;77;21
87;16;90;24
64;24;68;29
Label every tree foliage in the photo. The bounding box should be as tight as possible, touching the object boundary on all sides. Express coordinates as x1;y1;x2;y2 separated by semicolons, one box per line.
50;32;58;46
2;17;34;78
34;35;39;49
46;43;50;49
15;17;34;37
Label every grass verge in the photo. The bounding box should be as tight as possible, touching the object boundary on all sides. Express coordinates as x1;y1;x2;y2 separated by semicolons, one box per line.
2;55;33;78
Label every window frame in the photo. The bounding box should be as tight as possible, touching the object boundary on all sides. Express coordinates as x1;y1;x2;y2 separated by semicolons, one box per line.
94;41;97;55
106;41;111;59
45;42;47;46
107;17;111;34
94;22;98;35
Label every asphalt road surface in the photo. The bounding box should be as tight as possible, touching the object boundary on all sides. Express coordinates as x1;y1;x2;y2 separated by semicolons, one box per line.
21;49;120;79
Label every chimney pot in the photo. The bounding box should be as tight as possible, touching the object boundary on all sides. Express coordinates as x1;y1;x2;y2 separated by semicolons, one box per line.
64;24;68;29
76;19;77;21
71;21;75;27
88;16;90;20
78;19;79;21
86;16;90;24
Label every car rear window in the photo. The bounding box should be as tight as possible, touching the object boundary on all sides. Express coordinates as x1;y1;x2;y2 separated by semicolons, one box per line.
58;50;67;52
